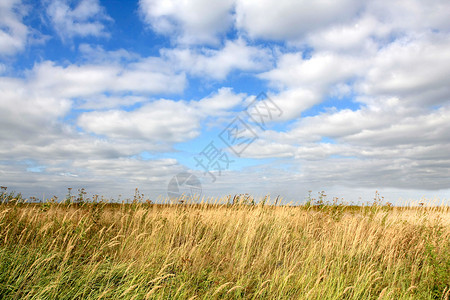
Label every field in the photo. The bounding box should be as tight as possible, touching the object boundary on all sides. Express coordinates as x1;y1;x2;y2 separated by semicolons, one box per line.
0;192;449;299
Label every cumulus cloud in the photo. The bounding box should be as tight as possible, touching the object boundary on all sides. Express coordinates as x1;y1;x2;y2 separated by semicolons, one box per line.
342;106;450;148
261;51;363;91
45;0;112;40
367;0;450;34
76;95;148;110
305;16;386;54
139;0;234;45
297;155;450;191
194;87;244;115
29;58;186;99
0;70;248;199
280;106;402;143
358;35;450;106
78;44;140;64
237;31;450;192
248;2;450;193
240;140;296;159
161;39;273;79
233;0;450;44
0;71;190;200
239;96;450;191
0;77;71;142
71;157;183;189
0;0;29;55
235;0;362;40
1;156;185;200
2;0;450;202
78;87;246;143
258;51;364;121
0;73;179;159
264;88;320;121
78;99;200;143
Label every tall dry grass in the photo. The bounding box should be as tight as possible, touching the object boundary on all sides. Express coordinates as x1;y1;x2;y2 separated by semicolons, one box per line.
0;196;449;299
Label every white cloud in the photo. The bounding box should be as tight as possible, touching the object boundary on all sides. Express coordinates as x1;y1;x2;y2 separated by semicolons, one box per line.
3;0;450;202
161;39;272;79
258;51;364;121
236;0;450;45
46;0;112;40
240;140;296;159
367;0;450;34
300;0;450;54
0;50;190;168
297;154;450;191
139;0;234;45
72;157;182;186
76;95;148;110
261;51;363;91
78;44;140;64
235;0;362;41
343;106;450;148
358;35;450;106
0;77;71;142
0;55;245;170
0;156;186;200
222;84;443;192
266;88;320;121
195;87;244;115
0;72;190;200
0;0;28;55
0;75;170;159
78;99;200;143
283;106;401;143
29;59;186;99
306;15;387;54
0;71;248;200
78;87;246;143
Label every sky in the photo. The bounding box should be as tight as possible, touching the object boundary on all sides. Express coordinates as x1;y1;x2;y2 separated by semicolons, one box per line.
1;0;450;205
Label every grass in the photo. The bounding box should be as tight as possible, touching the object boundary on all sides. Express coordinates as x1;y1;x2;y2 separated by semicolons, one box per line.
0;190;449;299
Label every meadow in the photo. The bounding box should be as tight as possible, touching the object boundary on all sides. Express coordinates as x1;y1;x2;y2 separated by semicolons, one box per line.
0;189;449;299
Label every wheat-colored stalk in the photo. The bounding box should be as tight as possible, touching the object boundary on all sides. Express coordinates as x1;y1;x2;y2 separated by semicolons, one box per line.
0;197;448;299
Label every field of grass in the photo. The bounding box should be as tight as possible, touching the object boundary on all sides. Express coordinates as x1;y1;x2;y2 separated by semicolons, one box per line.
0;191;449;299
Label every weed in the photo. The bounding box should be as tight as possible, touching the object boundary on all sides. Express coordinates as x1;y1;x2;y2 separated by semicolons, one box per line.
0;191;448;299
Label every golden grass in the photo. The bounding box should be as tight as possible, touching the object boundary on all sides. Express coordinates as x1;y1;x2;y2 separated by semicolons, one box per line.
0;198;449;299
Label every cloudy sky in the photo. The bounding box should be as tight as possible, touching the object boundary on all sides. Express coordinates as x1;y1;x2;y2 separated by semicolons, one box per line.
1;0;449;204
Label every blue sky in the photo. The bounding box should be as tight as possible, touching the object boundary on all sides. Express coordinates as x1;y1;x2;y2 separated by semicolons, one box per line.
1;0;450;204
